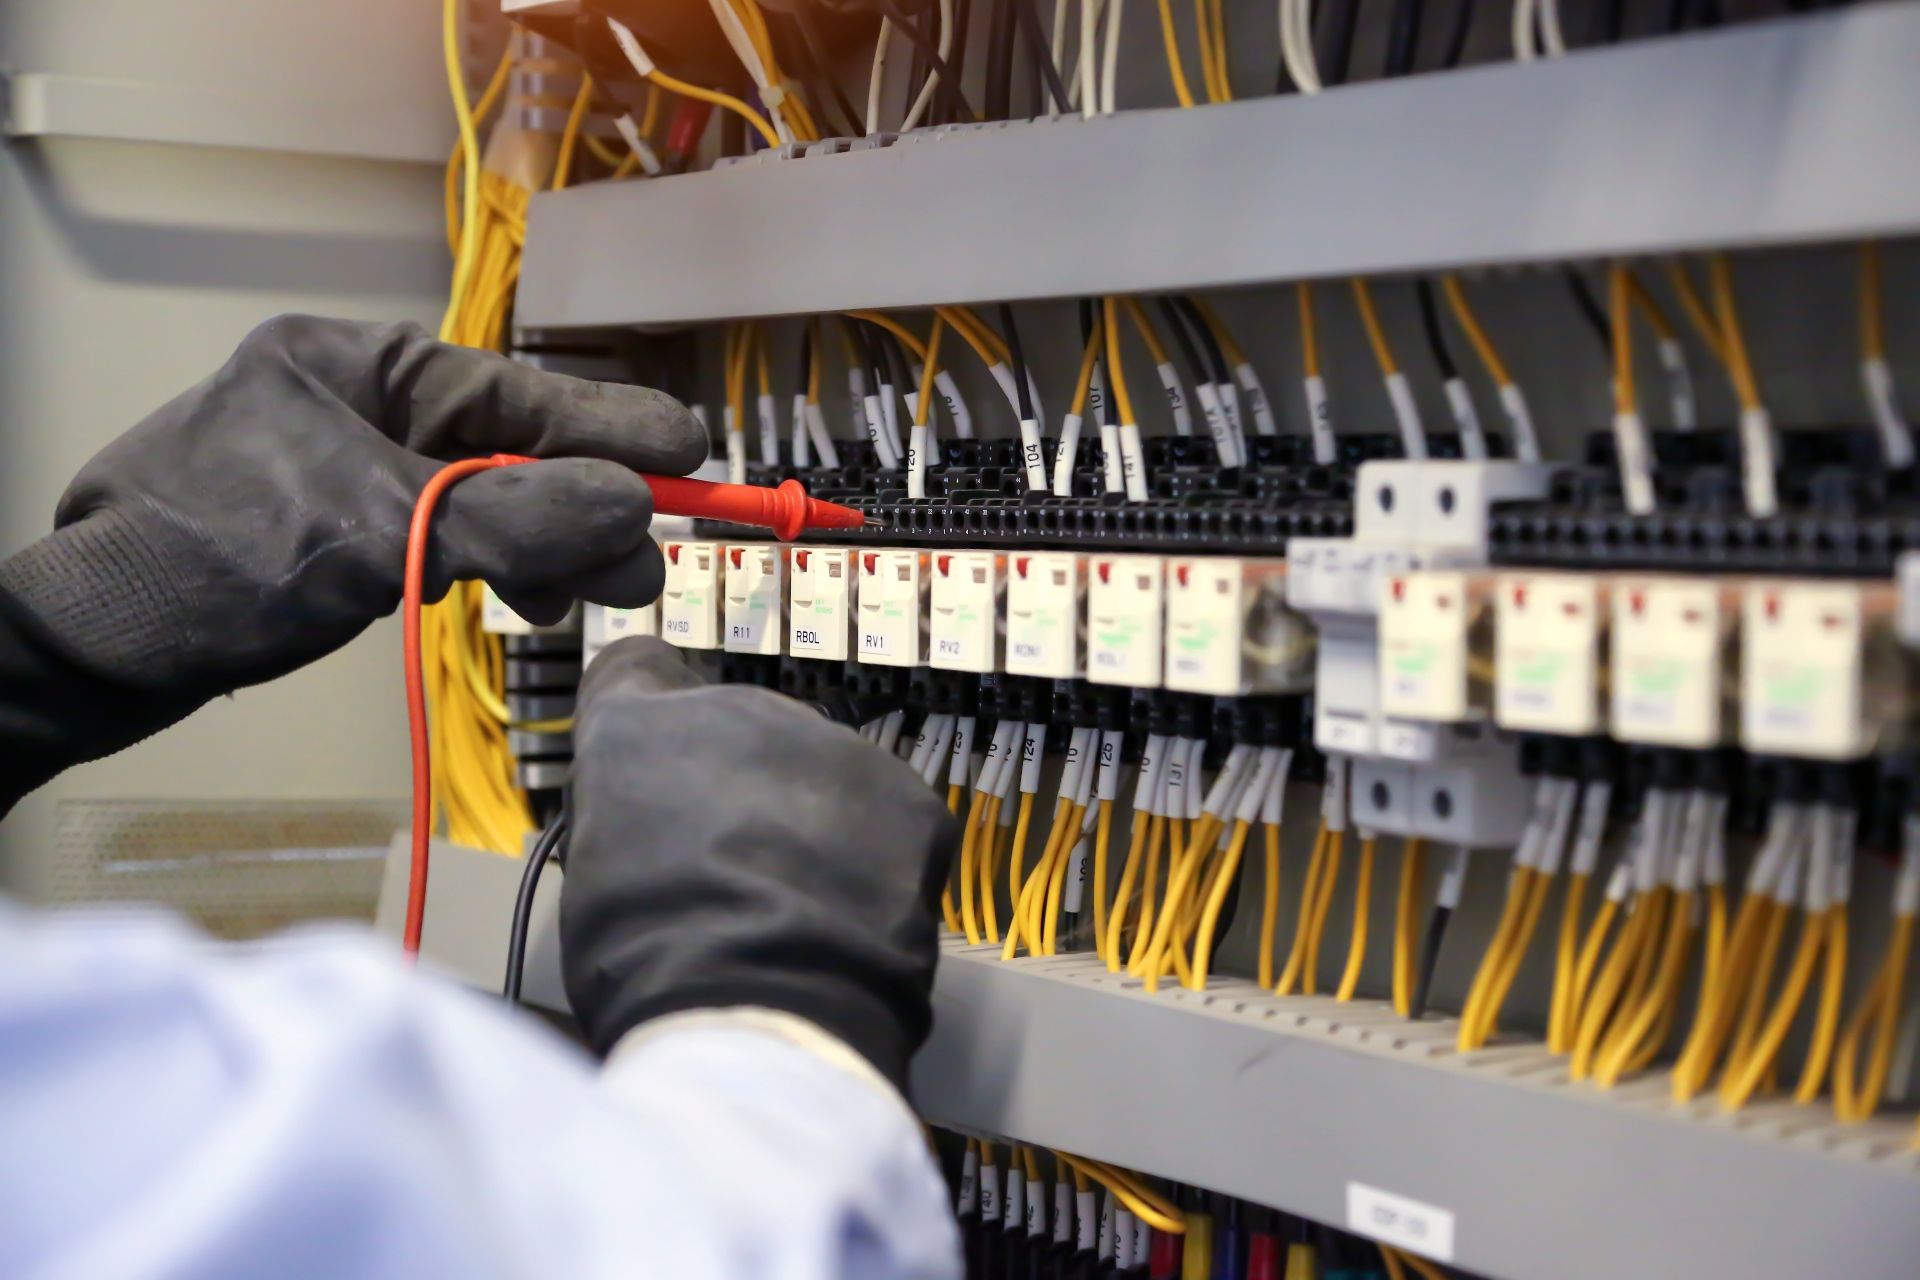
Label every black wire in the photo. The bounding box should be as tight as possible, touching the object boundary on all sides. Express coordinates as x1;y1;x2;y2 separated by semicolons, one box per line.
1440;0;1478;67
1319;0;1363;86
875;0;981;122
1172;296;1231;382
998;304;1035;421
1011;0;1074;113
1588;0;1626;44
504;815;568;1003
1415;279;1459;381
795;320;814;404
1562;268;1614;365
1385;0;1426;76
781;10;862;138
1408;902;1452;1021
984;0;1015;119
1158;299;1211;386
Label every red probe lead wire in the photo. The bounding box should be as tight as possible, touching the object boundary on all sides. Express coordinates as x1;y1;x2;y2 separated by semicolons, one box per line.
400;454;866;956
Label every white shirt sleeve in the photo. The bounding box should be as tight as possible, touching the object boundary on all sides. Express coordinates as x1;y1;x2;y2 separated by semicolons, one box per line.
0;902;960;1280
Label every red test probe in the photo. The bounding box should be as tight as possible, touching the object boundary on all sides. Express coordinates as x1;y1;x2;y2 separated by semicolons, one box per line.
401;454;868;955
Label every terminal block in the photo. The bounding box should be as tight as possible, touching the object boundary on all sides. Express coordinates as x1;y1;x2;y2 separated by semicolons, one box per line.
1488;425;1920;576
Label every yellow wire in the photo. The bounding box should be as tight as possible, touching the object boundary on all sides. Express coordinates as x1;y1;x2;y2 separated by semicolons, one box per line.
1672;888;1771;1101
937;305;1012;365
1726;900;1791;1081
845;310;932;363
1092;799;1116;964
1666;261;1730;368
1475;867;1553;1045
980;795;1004;944
1624;270;1677;342
1005;790;1037;944
1195;0;1224;103
1103;298;1139;426
1206;0;1232;102
916;316;947;427
444;46;515;258
1439;276;1514;388
1718;911;1827;1110
643;64;781;149
1610;264;1636;416
1393;839;1427;1016
1592;892;1696;1087
1105;810;1152;970
1335;837;1376;1002
1708;254;1764;412
1302;829;1345;995
1070;322;1107;418
1459;866;1534;1050
1042;804;1089;957
1862;241;1887;361
1133;814;1218;989
1190;820;1254;988
1259;822;1284;990
1547;871;1590;1053
1837;915;1912;1123
1154;0;1199;108
1052;1154;1185;1233
439;0;487;340
1297;283;1322;380
1118;296;1173;365
551;74;595;191
1274;821;1329;995
1128;814;1169;972
1351;280;1398;377
1190;298;1249;366
1005;799;1069;958
959;788;988;944
1793;905;1848;1104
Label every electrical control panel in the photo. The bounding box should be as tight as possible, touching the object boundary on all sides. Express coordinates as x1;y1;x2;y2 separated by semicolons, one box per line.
429;8;1920;1273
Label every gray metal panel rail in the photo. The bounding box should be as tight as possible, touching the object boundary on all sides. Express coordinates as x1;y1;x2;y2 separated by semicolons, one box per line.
518;4;1920;328
914;940;1920;1280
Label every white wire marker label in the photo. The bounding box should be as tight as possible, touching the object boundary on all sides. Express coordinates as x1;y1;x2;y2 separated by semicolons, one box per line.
1346;1183;1455;1262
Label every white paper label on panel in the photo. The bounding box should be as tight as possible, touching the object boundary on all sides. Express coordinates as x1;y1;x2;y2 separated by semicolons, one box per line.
1346;1183;1455;1262
1379;571;1470;722
1611;579;1723;747
1495;574;1603;735
1742;581;1867;760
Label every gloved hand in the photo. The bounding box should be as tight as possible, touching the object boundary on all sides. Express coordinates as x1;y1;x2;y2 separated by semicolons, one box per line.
560;637;958;1091
0;315;704;792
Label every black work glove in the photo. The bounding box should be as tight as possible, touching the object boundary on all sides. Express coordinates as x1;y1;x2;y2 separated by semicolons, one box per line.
560;637;958;1091
0;315;704;811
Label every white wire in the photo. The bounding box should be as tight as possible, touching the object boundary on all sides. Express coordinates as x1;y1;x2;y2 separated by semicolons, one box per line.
704;0;794;143
1099;0;1126;115
866;18;893;135
1280;0;1322;95
1511;0;1538;60
1080;0;1105;119
1538;0;1567;55
899;0;956;132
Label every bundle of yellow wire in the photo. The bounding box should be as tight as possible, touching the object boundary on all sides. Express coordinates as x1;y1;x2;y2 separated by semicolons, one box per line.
426;6;626;852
